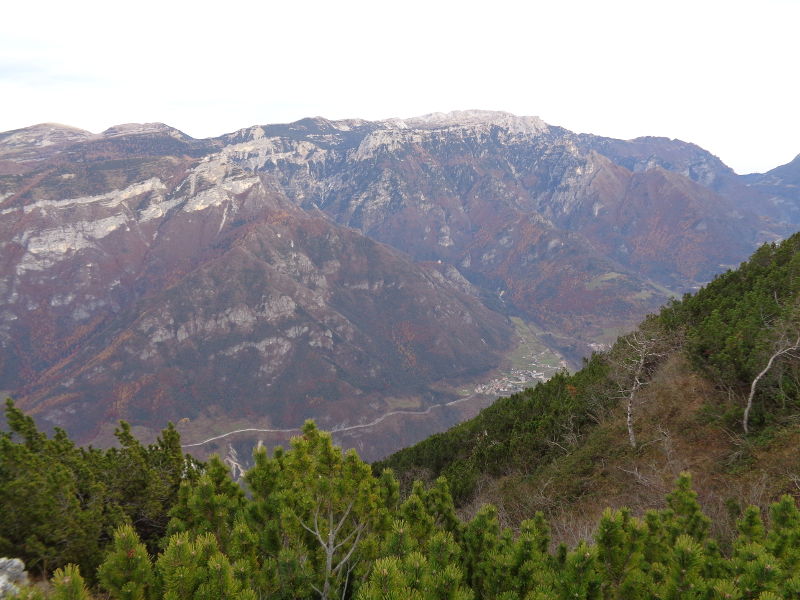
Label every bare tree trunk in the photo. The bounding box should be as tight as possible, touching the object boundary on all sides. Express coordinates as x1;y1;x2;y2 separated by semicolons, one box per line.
626;395;637;448
613;326;673;448
744;335;800;434
624;351;647;448
299;500;364;600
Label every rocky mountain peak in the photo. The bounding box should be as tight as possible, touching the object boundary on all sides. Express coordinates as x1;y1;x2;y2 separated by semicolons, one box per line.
402;109;549;135
100;122;189;139
0;123;94;151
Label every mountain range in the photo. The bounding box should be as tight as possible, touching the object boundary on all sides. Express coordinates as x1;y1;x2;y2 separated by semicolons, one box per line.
1;110;798;457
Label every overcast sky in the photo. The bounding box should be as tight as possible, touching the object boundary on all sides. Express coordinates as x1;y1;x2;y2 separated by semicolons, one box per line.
1;0;797;174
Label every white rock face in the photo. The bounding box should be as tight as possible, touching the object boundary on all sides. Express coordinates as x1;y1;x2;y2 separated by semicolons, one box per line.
14;215;129;273
2;178;166;217
101;122;179;137
403;110;549;135
352;110;549;161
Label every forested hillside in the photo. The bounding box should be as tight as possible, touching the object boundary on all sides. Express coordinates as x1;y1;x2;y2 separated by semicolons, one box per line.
2;234;800;599
379;233;800;538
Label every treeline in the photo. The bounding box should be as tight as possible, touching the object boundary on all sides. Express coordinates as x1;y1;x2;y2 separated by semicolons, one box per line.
0;401;199;578
378;233;800;502
3;411;800;599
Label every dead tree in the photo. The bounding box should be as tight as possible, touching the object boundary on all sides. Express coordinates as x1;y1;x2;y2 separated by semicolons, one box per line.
610;322;674;448
743;332;800;434
297;499;366;600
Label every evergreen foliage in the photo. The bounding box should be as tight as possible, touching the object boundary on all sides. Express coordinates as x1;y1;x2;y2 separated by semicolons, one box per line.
3;409;800;600
660;232;800;428
49;565;90;600
375;356;613;502
0;400;198;578
379;233;800;504
97;525;155;600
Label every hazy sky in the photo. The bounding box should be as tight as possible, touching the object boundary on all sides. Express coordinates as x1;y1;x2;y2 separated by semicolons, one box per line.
1;0;797;174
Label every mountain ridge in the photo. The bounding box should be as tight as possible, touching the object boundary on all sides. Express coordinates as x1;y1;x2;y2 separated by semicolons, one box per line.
1;111;798;458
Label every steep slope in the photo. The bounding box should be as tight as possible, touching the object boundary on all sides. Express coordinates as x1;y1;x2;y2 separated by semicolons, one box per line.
219;111;780;359
378;233;800;543
1;111;798;457
742;153;800;224
0;124;513;448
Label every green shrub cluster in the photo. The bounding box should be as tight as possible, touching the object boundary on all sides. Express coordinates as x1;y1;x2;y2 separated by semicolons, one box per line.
376;355;613;502
6;418;800;600
0;400;198;578
660;233;800;429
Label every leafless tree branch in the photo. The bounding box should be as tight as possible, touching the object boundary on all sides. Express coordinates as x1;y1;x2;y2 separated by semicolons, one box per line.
744;333;800;434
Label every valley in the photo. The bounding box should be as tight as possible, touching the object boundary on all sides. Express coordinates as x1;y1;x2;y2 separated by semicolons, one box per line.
178;316;572;462
1;112;798;457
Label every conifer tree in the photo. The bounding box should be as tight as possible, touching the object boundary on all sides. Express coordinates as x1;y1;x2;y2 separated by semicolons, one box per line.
0;401;111;576
462;504;511;598
594;508;649;599
654;534;707;600
736;506;767;544
663;473;710;543
399;482;436;545
729;542;782;599
156;532;255;600
421;477;462;536
507;513;554;596
246;421;389;600
97;524;156;600
765;495;800;571
380;519;416;557
554;542;601;600
50;565;91;600
166;456;245;551
105;421;195;551
356;552;473;600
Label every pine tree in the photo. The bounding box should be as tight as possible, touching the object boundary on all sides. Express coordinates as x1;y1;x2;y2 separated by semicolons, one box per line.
729;536;784;599
0;401;112;577
50;565;91;600
97;524;156;600
663;473;711;543
245;421;388;600
356;552;473;600
462;504;511;598
594;507;653;599
399;482;436;546
765;495;800;572
166;456;245;551
105;421;196;552
554;542;601;600
654;534;707;600
736;506;767;545
156;532;255;600
507;513;554;596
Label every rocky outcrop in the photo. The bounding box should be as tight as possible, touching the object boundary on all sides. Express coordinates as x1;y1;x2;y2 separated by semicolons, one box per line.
0;558;27;599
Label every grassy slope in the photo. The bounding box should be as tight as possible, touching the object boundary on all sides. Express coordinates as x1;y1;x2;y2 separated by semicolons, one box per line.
378;234;800;547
